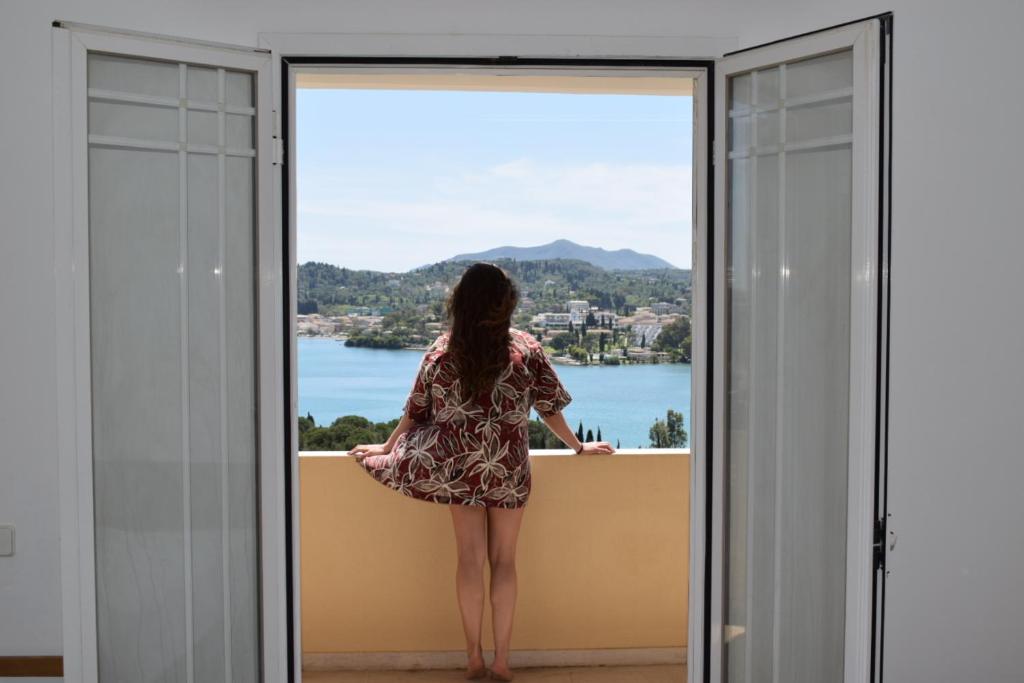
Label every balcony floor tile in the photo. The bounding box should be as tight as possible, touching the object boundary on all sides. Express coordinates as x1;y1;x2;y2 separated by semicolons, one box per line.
303;665;685;683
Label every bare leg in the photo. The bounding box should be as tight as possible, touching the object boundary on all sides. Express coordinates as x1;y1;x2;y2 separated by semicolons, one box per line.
487;505;526;679
450;505;488;676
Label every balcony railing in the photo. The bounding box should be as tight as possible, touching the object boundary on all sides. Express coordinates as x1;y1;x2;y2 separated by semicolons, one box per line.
299;449;690;668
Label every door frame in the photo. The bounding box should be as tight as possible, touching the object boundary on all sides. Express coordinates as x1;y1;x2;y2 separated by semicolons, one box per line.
47;19;893;683
52;24;289;682
709;16;891;683
268;46;715;682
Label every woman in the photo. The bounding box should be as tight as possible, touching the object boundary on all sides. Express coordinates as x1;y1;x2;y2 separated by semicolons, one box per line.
350;262;615;681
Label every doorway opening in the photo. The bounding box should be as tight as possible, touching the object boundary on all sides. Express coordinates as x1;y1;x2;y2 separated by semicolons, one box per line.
282;60;712;680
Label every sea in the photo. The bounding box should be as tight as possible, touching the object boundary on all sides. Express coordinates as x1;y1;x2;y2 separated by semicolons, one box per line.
298;337;692;449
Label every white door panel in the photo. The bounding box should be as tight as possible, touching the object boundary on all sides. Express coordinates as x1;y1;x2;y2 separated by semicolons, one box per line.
54;26;288;683
708;18;886;683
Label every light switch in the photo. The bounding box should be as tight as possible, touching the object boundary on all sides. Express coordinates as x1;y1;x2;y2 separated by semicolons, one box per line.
0;525;14;556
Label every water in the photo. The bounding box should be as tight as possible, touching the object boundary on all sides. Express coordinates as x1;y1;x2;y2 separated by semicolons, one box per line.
298;337;691;449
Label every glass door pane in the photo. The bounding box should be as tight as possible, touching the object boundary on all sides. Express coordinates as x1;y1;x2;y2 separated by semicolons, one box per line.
87;53;260;682
723;48;854;683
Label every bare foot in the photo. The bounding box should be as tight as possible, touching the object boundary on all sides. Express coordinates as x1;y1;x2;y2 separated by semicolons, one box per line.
465;650;487;680
488;662;514;681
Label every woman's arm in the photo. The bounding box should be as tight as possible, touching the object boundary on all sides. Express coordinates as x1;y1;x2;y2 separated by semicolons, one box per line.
349;412;414;460
541;411;615;455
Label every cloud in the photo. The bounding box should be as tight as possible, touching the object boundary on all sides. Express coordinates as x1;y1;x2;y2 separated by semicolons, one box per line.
298;159;692;270
463;159;691;226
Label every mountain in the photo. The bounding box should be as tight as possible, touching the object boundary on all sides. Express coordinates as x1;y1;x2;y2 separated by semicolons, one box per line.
442;239;678;271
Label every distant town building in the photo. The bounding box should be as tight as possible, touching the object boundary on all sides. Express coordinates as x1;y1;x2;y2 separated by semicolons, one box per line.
593;310;619;328
626;348;673;363
347;306;391;316
297;314;344;336
533;312;571;329
651;301;675;315
623;307;659;325
632;323;663;347
567;300;590;325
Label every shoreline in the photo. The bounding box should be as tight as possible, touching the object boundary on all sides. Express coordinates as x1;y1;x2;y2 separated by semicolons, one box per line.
297;335;687;366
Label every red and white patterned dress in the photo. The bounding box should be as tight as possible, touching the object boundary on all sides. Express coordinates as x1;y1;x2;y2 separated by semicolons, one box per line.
357;327;572;508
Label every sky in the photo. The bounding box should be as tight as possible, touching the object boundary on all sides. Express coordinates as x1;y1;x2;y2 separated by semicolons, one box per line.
296;87;693;272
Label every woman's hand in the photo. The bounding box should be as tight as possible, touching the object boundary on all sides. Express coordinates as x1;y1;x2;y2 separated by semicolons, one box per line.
348;443;390;461
577;441;616;455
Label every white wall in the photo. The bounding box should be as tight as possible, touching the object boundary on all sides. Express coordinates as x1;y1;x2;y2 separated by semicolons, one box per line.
3;1;1023;681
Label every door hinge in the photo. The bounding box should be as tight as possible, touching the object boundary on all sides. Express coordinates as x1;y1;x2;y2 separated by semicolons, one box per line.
872;517;886;571
272;137;284;166
271;109;284;166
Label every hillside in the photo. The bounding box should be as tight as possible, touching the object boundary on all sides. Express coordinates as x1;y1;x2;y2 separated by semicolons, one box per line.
443;239;678;271
298;257;690;321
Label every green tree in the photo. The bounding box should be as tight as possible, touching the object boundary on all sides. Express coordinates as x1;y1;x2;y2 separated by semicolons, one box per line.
298;412;316;436
648;409;688;449
581;332;598;353
586;428;594;442
652;315;692;362
528;418;562;449
299;415;400;451
576;421;585;443
596;426;602;441
568;346;590;363
550;332;574;352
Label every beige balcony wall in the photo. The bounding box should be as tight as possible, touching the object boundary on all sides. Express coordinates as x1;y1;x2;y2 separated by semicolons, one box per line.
300;451;689;654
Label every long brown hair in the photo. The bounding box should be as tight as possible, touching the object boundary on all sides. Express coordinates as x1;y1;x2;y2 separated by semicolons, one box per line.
445;262;519;401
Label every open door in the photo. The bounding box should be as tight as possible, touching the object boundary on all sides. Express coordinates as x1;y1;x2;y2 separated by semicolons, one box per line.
53;23;292;681
703;16;891;683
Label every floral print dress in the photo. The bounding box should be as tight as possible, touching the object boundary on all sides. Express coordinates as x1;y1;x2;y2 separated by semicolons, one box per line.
357;327;572;508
